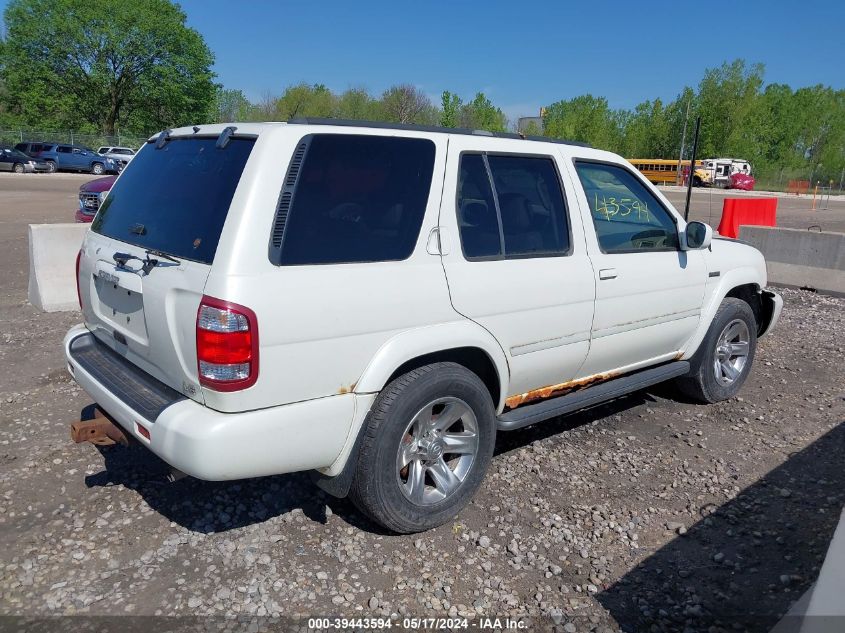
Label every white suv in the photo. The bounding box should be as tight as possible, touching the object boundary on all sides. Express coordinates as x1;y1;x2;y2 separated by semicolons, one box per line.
65;121;782;533
97;146;136;171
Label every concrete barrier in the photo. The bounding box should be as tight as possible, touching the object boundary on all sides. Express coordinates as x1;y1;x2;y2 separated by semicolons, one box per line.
738;226;845;296
771;508;845;632
28;223;88;312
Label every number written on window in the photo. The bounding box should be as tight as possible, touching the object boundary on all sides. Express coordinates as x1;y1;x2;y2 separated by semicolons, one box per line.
575;162;678;253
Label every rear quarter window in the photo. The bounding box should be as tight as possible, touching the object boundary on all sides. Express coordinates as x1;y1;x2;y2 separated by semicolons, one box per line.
274;134;436;265
92;137;255;264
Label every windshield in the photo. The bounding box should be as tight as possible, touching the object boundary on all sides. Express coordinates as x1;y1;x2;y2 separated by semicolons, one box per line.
91;136;255;264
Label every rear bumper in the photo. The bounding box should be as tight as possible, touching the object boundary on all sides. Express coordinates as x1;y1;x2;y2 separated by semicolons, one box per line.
63;325;357;480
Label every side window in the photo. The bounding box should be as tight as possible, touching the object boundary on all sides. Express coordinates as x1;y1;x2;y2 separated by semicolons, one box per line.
487;155;569;257
457;154;501;258
278;134;436;265
456;153;570;260
57;146;71;154
574;161;679;253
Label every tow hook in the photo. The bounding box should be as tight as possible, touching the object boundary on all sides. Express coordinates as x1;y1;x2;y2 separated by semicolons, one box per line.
70;407;131;447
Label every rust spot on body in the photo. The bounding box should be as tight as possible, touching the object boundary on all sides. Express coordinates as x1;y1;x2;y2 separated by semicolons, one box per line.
338;382;357;395
504;371;619;410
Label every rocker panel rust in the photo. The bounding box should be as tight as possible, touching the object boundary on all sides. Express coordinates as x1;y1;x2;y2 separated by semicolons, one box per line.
504;371;620;410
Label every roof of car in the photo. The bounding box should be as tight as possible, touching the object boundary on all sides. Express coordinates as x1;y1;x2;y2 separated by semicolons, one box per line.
158;119;592;149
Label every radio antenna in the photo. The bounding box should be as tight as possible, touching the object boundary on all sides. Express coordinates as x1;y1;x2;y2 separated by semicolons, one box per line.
684;116;701;221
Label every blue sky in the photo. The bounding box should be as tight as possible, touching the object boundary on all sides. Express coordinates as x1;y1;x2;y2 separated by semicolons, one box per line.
3;0;844;120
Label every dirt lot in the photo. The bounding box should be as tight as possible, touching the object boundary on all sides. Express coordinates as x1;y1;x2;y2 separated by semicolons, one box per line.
1;173;844;632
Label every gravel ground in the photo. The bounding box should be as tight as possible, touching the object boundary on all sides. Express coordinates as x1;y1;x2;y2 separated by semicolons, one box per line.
0;288;842;633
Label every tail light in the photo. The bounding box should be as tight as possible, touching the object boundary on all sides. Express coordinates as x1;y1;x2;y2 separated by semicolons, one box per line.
196;296;259;391
75;249;82;310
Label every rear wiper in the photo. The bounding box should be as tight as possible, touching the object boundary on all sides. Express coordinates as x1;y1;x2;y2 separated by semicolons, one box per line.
113;250;180;274
145;249;181;265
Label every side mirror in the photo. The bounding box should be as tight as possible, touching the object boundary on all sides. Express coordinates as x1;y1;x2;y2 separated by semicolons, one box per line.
684;221;713;250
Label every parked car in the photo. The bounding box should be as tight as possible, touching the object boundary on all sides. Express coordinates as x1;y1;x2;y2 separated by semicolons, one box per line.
97;146;136;171
75;175;116;222
15;142;60;172
65;121;783;533
15;141;117;174
0;146;50;173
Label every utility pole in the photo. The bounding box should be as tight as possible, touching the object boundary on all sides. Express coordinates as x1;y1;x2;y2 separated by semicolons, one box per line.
839;166;844;193
676;99;691;185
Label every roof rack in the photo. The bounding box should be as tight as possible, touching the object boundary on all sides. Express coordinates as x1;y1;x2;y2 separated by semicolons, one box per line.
287;117;591;148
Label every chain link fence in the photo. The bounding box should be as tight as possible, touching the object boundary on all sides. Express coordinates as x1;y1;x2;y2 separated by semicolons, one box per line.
0;129;149;150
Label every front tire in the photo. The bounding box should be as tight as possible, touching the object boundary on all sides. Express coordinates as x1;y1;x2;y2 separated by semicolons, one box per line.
91;162;104;175
349;362;496;533
13;163;24;174
676;298;757;403
46;160;57;173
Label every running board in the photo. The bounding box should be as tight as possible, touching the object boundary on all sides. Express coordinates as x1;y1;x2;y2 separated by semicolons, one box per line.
496;361;690;431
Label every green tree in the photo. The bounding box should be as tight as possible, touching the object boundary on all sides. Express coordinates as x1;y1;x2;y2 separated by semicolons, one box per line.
274;83;336;120
440;91;462;128
543;95;623;151
622;99;675;157
460;92;507;132
214;87;253;123
693;59;764;157
1;0;215;134
335;87;379;121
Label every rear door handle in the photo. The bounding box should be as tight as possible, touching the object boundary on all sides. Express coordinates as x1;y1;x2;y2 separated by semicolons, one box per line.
598;268;617;280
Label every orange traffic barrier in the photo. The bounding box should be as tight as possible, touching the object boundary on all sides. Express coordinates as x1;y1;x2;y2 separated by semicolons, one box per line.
717;198;778;239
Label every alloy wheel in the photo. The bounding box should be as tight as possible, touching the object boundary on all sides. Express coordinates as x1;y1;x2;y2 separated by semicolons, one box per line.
713;319;750;385
396;397;479;505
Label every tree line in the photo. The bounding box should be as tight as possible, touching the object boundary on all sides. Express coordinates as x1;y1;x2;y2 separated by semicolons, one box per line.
215;62;844;186
1;0;842;186
213;83;509;134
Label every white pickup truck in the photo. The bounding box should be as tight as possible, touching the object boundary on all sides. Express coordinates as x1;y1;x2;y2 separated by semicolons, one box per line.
65;121;782;533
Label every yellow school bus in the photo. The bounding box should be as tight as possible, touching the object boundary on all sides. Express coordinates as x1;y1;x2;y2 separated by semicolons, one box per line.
628;159;703;185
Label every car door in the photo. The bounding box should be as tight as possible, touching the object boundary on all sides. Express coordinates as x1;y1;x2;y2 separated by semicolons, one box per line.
567;157;707;376
71;147;89;170
0;149;11;171
439;137;596;402
55;145;74;169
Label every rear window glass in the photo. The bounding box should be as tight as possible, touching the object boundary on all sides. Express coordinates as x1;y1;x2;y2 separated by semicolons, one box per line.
278;134;436;265
92;137;255;264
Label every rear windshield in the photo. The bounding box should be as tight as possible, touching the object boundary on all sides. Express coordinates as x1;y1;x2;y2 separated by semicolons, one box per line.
92;137;254;264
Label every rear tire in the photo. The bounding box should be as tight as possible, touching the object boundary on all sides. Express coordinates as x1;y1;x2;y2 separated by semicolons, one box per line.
349;362;496;533
13;163;24;174
676;298;757;403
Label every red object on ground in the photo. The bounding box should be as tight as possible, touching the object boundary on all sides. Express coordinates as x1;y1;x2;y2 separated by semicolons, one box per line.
717;197;777;239
729;173;755;191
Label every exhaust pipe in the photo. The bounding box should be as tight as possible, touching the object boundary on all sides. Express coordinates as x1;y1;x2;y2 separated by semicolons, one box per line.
70;407;130;447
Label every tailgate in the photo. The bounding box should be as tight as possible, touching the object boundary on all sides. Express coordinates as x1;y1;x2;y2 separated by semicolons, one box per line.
78;132;257;404
79;231;211;403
